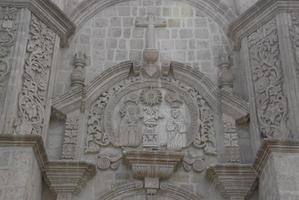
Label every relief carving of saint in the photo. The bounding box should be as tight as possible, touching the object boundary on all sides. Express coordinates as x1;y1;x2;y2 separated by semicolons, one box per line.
118;95;143;147
165;92;187;150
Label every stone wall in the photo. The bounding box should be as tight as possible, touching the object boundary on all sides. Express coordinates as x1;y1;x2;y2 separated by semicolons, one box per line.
54;0;231;96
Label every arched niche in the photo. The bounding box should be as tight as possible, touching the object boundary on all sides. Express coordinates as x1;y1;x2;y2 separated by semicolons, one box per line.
52;60;248;166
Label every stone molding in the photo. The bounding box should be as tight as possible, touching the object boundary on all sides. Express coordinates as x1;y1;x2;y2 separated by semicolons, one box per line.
0;134;96;195
207;164;257;200
229;0;299;48
52;61;249;119
70;0;237;31
253;139;299;175
0;0;75;47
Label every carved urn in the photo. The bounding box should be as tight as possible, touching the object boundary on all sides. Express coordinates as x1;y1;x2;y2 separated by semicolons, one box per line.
124;149;184;194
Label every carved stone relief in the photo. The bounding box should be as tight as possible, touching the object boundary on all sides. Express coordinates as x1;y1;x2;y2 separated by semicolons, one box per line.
223;115;240;163
248;19;288;139
85;68;217;172
14;14;55;135
291;13;299;81
62;118;79;159
0;7;18;115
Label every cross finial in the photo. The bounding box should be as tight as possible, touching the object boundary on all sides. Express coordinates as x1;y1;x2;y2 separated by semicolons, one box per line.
135;14;167;49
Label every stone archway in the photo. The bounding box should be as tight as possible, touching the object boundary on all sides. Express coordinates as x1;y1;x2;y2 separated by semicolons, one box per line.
97;181;202;200
70;0;237;31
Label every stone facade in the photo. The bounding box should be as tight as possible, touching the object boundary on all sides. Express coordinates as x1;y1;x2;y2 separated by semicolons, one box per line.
1;0;299;200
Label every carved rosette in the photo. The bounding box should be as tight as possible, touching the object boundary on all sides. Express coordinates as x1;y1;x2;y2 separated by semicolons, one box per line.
0;7;18;114
248;19;288;139
62;118;79;159
14;15;55;135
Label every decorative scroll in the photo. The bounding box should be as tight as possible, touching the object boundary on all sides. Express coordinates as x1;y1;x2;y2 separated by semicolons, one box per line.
14;15;55;135
248;19;288;138
62;118;79;159
0;7;18;114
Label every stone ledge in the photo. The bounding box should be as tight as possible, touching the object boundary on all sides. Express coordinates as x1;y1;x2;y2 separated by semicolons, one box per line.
44;161;96;194
207;164;257;200
0;0;75;47
229;0;299;48
0;134;96;195
254;139;299;175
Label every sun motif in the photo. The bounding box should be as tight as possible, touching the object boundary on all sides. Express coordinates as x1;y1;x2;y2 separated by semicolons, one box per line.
140;88;162;106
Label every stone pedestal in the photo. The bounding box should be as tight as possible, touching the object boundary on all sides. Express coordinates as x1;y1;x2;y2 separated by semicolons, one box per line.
254;140;299;200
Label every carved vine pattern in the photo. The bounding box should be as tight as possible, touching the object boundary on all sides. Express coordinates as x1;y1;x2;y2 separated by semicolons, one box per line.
15;15;55;135
0;7;18;114
86;75;217;156
248;19;288;138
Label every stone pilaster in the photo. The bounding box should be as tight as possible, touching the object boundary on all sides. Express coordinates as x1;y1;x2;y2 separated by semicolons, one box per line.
230;2;299;199
230;0;299;154
0;0;75;141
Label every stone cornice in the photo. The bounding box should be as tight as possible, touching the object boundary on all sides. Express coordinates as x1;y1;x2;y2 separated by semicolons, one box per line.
0;0;75;47
0;134;96;195
229;0;299;49
207;164;257;200
253;139;299;175
0;134;48;169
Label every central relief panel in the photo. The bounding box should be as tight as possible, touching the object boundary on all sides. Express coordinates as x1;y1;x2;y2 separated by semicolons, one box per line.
110;87;192;150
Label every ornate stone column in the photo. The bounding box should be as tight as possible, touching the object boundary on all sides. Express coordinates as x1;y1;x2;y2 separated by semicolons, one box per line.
0;1;75;200
230;0;299;199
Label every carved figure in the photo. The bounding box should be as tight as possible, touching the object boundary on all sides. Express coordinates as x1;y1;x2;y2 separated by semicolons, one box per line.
164;92;187;150
166;109;187;150
118;96;142;147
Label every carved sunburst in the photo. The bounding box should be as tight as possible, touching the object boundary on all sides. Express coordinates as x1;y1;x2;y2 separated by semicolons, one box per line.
140;88;162;106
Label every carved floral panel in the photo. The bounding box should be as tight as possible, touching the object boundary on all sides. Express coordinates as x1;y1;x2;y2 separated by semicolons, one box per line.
0;7;18;115
248;19;288;139
14;14;55;135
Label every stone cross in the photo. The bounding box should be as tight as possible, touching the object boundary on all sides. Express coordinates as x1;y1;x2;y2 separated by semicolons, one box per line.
135;14;167;49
